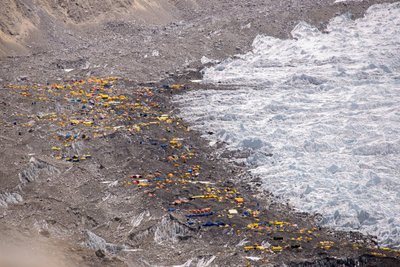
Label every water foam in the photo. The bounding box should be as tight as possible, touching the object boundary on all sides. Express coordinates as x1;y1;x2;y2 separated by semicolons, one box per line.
174;3;400;248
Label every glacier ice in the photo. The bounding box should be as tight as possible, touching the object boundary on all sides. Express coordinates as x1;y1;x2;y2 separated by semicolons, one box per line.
174;3;400;248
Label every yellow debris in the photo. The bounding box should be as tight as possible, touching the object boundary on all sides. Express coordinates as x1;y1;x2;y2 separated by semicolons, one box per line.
170;139;179;145
20;92;31;96
171;84;183;90
247;223;260;229
244;245;265;251
131;125;141;132
99;94;109;100
190;194;218;199
204;194;219;199
235;197;244;204
158;114;169;121
291;236;303;241
83;121;94;126
319;241;334;246
270;221;285;226
170;138;183;148
271;246;283;253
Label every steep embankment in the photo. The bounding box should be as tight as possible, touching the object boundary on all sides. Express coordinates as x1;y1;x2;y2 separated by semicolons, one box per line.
0;0;177;57
0;0;33;56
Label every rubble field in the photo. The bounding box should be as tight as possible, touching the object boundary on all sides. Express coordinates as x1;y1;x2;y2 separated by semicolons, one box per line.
1;0;400;266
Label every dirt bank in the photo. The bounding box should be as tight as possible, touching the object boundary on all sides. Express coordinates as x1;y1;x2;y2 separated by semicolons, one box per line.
0;0;177;57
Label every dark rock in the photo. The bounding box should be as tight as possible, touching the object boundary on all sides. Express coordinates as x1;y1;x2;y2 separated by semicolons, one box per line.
95;249;106;258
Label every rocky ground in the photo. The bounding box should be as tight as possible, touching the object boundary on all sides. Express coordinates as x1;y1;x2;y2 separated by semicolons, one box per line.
1;1;400;266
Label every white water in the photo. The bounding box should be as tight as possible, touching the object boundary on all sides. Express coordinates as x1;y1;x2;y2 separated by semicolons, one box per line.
174;3;400;248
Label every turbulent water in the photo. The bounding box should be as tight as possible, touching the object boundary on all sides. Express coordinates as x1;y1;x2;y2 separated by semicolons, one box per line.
174;3;400;248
